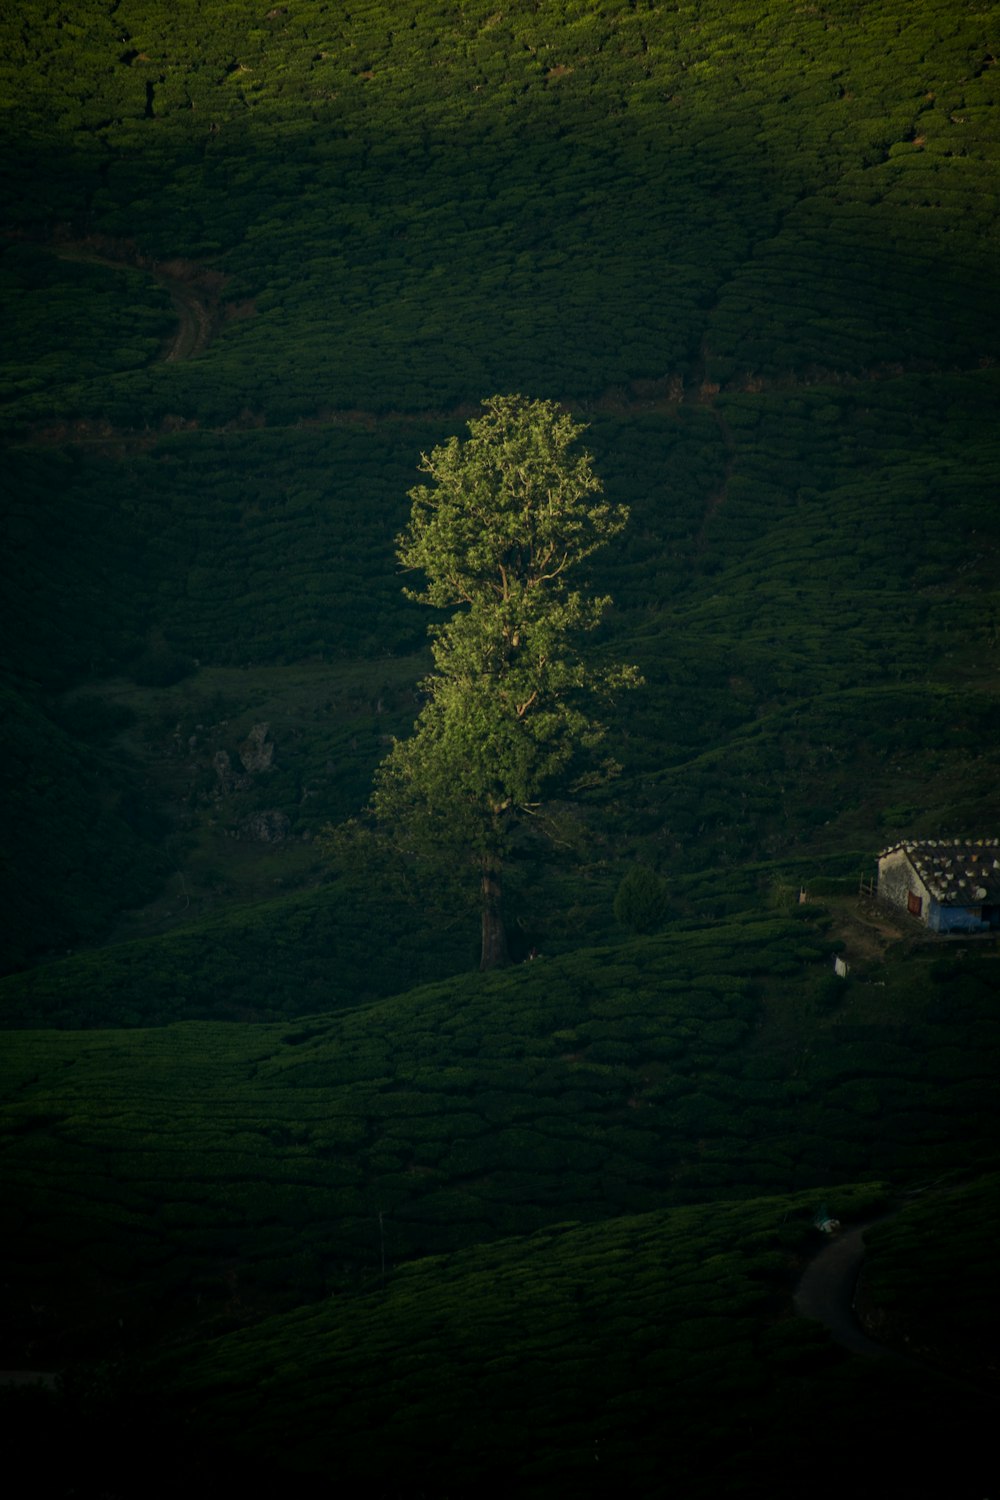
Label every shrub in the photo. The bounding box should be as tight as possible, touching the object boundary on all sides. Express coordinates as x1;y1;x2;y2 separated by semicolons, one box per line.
613;866;671;935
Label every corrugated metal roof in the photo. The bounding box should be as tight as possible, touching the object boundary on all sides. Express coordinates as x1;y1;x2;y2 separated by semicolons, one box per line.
878;839;1000;905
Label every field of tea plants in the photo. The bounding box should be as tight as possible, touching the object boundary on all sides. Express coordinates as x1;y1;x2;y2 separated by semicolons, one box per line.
2;1;999;1492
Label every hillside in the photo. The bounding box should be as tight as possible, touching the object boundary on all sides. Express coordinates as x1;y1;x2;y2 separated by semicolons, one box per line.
3;0;999;973
2;940;998;1492
149;1181;997;1497
1;1;998;1494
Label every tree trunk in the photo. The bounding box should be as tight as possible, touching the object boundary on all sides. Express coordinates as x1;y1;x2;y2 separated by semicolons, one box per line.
480;855;510;970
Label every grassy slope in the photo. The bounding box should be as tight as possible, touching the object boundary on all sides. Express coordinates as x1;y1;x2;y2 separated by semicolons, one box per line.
3;937;998;1490
2;0;998;973
859;1171;1000;1381
2;929;997;1349
2;371;996;993
2;1;1000;1491
4;0;998;422
0;0;995;972
0;368;995;976
153;1185;997;1497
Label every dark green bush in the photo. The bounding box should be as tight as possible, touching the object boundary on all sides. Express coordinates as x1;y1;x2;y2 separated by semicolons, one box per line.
613;866;671;935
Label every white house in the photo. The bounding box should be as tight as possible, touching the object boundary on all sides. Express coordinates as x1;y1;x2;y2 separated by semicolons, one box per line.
877;839;1000;933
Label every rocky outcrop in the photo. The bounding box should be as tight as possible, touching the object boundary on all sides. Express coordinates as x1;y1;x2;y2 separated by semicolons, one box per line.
238;723;274;773
213;748;251;795
209;727;290;839
239;810;291;843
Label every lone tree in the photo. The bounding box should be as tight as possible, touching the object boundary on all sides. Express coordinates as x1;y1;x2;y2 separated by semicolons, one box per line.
373;394;639;970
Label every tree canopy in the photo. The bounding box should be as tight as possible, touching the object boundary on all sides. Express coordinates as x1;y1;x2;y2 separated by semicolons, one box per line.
373;395;639;969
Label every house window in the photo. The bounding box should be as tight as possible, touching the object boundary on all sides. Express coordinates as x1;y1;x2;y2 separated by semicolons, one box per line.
907;890;922;917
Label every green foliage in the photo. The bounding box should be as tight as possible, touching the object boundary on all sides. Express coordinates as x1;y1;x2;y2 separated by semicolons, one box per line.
3;931;999;1332
376;397;637;831
3;1;997;429
861;1173;1000;1378
0;875;474;1027
2;4;998;962
152;1183;990;1494
373;397;639;963
613;865;671;935
0;684;168;969
1;2;1000;1485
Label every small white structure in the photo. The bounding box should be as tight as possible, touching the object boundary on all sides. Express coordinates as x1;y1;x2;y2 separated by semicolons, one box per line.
877;838;1000;934
813;1205;841;1234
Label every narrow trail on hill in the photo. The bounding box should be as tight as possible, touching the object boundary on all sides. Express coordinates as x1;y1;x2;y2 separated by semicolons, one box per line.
13;229;997;451
794;1220;890;1358
795;1213;999;1398
23;355;998;455
158;272;218;362
47;235;226;362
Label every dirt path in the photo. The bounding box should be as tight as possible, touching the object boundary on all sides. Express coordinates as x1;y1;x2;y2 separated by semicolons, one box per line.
795;1216;1000;1399
29;356;997;453
14;228;997;450
48;237;225;362
158;269;219;361
794;1220;889;1358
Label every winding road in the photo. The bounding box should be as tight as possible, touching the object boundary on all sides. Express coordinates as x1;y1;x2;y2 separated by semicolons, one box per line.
795;1216;999;1402
793;1221;888;1358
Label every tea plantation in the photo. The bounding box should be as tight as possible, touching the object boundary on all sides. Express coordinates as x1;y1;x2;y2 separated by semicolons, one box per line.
1;0;999;1494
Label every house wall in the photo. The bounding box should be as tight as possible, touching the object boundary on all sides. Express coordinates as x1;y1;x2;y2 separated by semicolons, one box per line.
936;903;987;934
877;849;932;925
